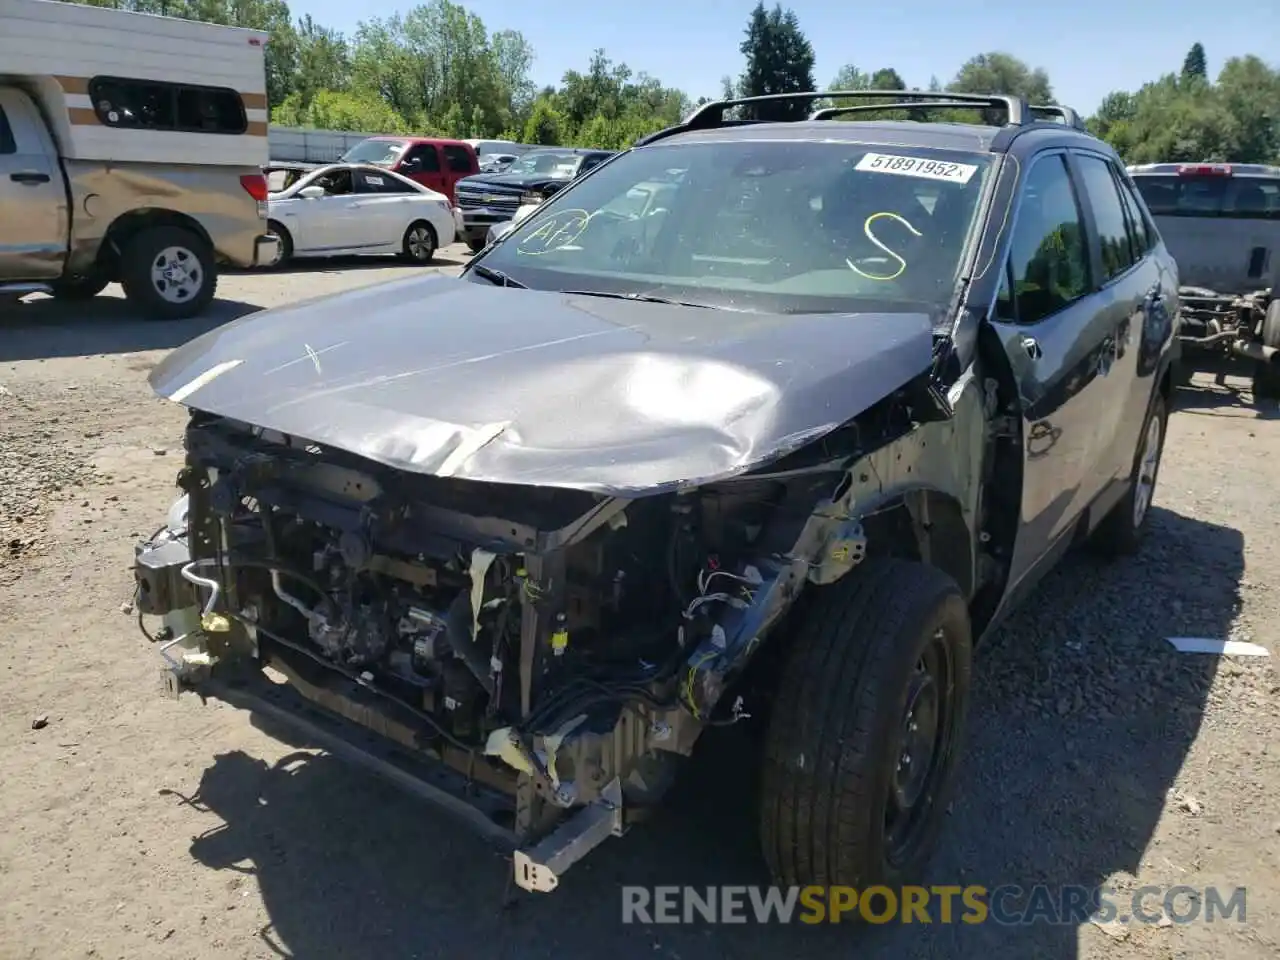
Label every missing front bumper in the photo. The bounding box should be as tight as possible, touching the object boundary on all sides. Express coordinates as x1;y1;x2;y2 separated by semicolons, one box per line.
156;637;628;893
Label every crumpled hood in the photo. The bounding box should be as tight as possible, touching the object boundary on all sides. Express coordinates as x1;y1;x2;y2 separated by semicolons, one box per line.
150;274;936;495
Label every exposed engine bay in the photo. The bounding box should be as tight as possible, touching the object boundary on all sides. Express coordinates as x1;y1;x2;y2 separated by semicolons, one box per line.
135;382;966;892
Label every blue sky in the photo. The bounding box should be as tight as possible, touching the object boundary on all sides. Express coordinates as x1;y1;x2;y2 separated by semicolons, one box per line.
293;0;1277;116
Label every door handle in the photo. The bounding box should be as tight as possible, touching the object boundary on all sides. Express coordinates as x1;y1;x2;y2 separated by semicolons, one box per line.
1019;335;1042;361
10;171;51;184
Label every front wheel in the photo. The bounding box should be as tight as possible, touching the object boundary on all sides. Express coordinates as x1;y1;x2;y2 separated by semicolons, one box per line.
759;559;972;889
402;221;437;264
119;226;217;321
466;236;487;254
1090;389;1168;556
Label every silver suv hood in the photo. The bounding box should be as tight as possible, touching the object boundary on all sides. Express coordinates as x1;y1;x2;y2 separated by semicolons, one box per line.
150;274;936;495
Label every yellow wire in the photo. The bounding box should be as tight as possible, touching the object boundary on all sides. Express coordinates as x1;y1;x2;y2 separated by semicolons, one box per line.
684;649;720;720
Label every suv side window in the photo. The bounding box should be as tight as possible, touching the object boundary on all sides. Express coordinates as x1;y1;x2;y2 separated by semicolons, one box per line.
1076;154;1137;281
1006;153;1091;324
0;106;15;154
441;145;473;173
401;144;440;173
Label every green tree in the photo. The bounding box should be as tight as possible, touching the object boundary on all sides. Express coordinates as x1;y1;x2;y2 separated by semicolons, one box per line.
737;2;816;121
271;88;419;133
293;14;349;108
523;97;565;145
949;52;1055;104
870;68;905;91
1181;43;1208;83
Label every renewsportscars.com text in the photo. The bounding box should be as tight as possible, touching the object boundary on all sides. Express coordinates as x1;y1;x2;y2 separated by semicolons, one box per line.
620;885;1248;925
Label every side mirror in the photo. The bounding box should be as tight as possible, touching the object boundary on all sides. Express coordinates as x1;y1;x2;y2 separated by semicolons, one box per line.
298;185;325;200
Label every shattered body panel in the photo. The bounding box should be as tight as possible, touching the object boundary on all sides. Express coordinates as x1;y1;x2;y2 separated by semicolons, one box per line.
148;275;937;494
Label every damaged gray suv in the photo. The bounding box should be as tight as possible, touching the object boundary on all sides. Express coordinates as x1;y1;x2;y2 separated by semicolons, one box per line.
134;90;1179;895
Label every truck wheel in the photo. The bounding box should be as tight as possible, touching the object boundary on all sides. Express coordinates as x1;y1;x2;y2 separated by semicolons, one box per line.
266;221;292;268
466;237;487;254
119;226;217;321
1090;390;1168;557
759;559;972;889
1251;300;1280;402
50;275;109;301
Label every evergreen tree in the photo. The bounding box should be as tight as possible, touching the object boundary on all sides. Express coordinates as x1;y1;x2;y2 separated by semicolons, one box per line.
1182;43;1208;83
737;2;816;121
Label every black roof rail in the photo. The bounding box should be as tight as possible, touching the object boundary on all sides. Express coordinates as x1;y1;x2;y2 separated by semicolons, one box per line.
810;100;1009;121
1028;104;1087;130
632;89;1033;148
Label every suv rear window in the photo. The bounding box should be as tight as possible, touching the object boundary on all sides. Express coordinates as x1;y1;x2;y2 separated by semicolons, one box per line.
1133;174;1280;219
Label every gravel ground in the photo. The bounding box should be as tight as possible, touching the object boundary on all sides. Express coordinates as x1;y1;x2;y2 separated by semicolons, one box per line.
1;256;1278;960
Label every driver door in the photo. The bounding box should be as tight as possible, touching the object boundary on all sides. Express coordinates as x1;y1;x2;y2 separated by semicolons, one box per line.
291;168;362;252
984;151;1120;590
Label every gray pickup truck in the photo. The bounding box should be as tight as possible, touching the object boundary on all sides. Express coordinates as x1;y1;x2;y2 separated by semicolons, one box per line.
0;84;279;320
1129;162;1280;398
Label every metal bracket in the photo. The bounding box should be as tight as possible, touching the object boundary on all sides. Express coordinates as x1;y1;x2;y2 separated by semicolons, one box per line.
512;778;623;893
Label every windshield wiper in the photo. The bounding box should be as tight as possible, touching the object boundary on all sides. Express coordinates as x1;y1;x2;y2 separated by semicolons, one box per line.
468;264;526;288
560;290;712;308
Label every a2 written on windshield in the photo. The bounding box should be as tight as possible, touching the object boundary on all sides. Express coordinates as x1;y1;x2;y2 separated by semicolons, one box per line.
478;140;994;313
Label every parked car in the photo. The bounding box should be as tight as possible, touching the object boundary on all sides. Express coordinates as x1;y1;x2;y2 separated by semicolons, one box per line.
455;147;616;252
465;138;534;160
479;153;518;174
339;136;479;204
1128;161;1280;397
135;90;1179;899
264;162;459;266
0;0;279;319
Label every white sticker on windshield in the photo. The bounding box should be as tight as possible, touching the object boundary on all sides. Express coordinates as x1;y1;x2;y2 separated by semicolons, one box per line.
365;175;384;185
855;152;978;184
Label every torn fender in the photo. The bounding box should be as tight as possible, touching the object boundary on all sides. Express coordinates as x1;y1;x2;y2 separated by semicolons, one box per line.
150;274;938;495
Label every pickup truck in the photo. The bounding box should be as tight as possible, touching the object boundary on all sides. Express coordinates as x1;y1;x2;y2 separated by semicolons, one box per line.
0;85;278;320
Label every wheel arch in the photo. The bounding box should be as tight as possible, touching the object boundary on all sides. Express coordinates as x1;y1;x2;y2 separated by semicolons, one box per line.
855;485;977;601
100;209;214;277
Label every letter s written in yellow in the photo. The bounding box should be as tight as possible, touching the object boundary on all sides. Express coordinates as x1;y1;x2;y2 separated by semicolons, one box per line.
799;886;825;924
962;886;989;924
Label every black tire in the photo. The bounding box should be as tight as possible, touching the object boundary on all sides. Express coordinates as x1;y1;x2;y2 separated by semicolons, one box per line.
266;220;293;268
466;236;487;254
1251;300;1280;402
402;221;437;264
1090;389;1169;557
760;559;972;890
119;226;217;321
49;274;109;301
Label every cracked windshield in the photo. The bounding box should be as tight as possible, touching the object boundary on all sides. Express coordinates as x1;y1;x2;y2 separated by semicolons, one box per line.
481;140;992;314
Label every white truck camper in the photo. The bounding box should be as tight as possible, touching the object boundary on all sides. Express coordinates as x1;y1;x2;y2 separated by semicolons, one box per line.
0;0;279;319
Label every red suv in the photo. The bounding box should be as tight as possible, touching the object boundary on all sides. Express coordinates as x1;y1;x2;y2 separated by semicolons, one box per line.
339;137;479;203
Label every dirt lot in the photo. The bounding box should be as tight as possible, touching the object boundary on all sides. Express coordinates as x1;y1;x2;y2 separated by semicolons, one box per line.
1;253;1278;960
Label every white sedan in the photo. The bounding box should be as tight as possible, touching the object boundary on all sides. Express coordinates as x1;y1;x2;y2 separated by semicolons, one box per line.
264;163;462;266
